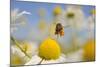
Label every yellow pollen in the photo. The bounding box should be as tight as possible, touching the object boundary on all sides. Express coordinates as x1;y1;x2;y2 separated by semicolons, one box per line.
38;37;61;60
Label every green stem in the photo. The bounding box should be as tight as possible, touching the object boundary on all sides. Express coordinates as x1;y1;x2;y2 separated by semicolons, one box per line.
38;58;44;65
11;37;31;59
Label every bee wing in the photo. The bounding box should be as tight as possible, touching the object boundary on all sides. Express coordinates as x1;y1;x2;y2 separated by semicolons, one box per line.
63;25;70;28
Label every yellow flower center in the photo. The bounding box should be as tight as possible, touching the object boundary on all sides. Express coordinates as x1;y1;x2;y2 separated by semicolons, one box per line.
38;21;46;31
66;12;75;19
90;9;95;15
83;39;95;61
38;38;61;60
53;6;62;16
11;54;24;65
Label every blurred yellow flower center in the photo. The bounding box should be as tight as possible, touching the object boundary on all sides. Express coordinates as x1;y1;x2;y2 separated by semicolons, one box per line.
11;54;24;65
90;9;95;15
38;8;46;17
53;6;62;16
83;39;95;61
38;38;61;60
38;21;46;31
66;12;75;19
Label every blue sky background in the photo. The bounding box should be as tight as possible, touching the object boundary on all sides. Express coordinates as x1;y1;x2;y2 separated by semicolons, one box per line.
11;0;95;17
11;0;95;42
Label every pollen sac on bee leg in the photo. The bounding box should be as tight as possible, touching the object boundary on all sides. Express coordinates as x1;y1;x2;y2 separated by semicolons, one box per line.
60;30;64;36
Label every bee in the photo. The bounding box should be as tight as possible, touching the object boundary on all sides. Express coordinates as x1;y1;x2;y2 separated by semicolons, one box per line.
55;23;64;37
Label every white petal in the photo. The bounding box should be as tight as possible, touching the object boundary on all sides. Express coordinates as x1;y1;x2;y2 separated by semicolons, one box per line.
25;54;67;65
11;42;38;63
25;55;42;65
11;45;30;63
65;49;83;62
25;49;83;65
41;54;67;64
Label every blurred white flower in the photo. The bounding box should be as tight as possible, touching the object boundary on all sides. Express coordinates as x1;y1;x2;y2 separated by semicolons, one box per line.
11;9;31;23
11;45;29;64
25;49;83;65
65;49;83;62
65;6;83;20
54;12;68;27
64;5;86;30
86;14;95;39
11;9;31;33
11;38;84;66
19;11;31;16
87;15;95;31
25;54;66;65
10;27;18;34
11;42;38;65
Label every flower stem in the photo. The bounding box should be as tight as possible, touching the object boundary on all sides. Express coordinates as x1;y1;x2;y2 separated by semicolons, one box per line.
11;36;31;59
38;58;44;65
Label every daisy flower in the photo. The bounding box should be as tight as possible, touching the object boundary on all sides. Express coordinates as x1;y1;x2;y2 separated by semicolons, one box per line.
11;37;87;66
24;37;84;65
64;5;85;30
11;37;38;65
11;9;31;33
86;9;95;39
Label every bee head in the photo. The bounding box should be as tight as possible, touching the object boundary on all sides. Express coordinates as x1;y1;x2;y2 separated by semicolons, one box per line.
55;23;63;35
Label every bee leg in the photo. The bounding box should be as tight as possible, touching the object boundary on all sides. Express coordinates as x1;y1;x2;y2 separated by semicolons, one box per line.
57;35;59;38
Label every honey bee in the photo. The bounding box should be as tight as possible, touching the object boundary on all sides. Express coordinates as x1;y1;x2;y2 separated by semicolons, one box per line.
55;23;64;37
